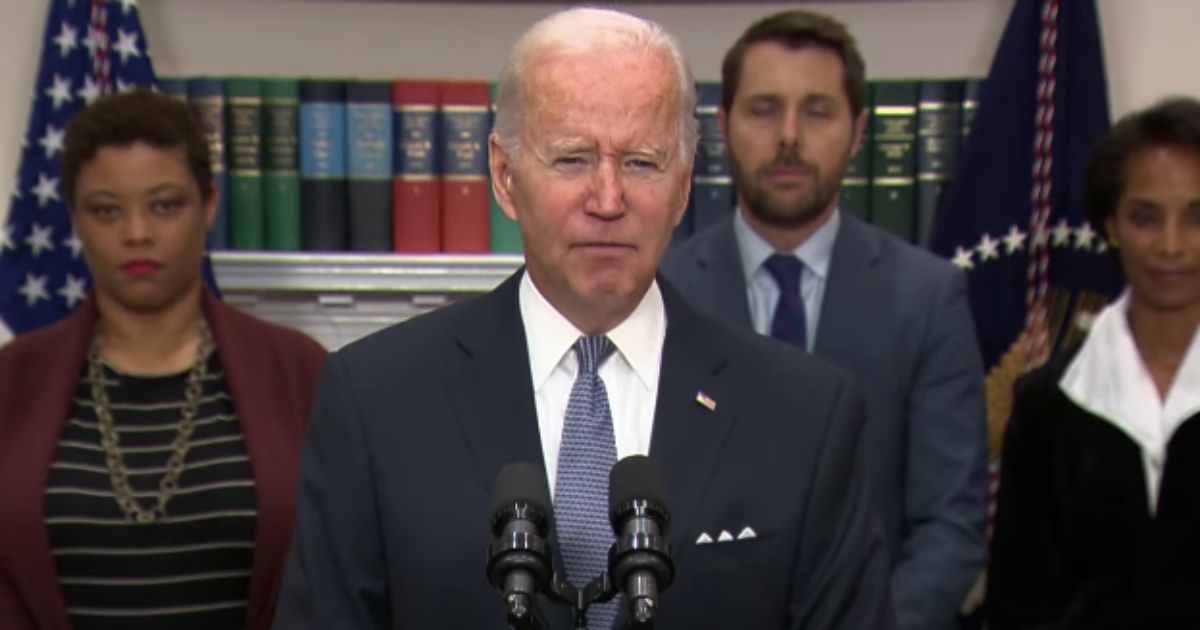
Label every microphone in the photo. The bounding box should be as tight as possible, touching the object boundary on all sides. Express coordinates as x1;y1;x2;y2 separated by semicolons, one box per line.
608;455;674;628
487;462;553;628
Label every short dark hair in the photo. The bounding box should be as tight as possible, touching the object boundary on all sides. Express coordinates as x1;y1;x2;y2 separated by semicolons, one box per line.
721;9;867;120
1084;96;1200;235
62;87;213;207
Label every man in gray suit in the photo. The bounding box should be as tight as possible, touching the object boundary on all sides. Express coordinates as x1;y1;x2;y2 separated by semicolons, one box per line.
661;10;987;630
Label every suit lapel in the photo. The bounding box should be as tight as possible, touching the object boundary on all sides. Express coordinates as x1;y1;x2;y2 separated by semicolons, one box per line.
649;281;737;564
813;214;882;361
2;302;95;630
449;271;580;628
449;272;547;495
203;293;297;629
684;219;754;329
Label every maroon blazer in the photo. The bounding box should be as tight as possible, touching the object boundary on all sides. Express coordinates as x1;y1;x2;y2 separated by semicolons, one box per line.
0;291;327;630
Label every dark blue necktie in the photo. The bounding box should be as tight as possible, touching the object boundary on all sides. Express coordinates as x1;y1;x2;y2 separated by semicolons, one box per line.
764;253;808;349
554;335;619;629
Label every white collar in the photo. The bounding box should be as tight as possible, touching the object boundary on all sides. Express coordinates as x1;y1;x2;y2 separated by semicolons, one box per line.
518;270;665;391
734;207;840;283
1059;290;1200;491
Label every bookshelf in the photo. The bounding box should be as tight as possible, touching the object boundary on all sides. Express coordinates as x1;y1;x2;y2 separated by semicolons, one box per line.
137;1;1012;348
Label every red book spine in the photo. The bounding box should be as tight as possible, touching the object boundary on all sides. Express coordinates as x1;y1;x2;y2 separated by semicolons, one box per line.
439;81;491;253
392;80;441;253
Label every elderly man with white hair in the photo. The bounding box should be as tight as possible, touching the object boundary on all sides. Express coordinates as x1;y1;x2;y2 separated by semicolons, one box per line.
273;7;895;629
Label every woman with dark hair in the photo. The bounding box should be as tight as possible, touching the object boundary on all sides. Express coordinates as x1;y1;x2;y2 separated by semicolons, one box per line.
988;97;1200;629
0;88;326;629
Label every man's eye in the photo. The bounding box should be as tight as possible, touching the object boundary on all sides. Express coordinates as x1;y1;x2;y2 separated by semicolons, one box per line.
554;156;586;168
625;158;660;171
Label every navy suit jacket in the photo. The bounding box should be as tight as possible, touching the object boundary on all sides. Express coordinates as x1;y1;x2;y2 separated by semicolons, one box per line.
661;214;988;630
273;271;896;629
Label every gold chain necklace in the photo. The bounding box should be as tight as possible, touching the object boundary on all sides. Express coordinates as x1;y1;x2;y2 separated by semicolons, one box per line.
87;320;213;524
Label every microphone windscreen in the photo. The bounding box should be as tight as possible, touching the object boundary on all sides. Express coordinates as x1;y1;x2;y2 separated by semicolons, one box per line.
608;455;668;515
492;462;551;516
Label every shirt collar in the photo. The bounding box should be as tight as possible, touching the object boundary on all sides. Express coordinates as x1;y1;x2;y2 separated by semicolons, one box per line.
1060;289;1200;457
733;206;840;282
518;270;665;391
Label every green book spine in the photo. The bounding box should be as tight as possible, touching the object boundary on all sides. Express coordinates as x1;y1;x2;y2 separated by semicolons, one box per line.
870;80;918;241
263;78;301;251
226;77;265;250
841;83;872;221
488;81;523;253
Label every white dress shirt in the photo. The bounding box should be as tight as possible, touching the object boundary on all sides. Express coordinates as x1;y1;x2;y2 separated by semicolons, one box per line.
1059;289;1200;514
734;207;840;350
518;271;666;495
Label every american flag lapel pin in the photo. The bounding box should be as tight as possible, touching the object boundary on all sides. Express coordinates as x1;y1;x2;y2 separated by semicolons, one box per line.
695;391;717;411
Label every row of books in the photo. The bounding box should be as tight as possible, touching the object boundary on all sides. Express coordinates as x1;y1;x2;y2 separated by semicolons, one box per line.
161;76;981;253
160;77;523;254
677;77;985;247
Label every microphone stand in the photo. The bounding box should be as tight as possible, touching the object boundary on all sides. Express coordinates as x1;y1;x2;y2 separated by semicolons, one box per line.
544;571;617;630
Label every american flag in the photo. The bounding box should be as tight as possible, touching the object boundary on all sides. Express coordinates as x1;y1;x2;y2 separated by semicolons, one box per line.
0;0;163;337
930;0;1123;618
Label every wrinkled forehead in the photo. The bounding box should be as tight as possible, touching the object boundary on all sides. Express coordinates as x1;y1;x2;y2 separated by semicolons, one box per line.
520;48;681;149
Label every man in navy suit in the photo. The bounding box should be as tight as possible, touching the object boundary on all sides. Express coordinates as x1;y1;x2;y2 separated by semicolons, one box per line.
273;7;894;630
661;10;987;630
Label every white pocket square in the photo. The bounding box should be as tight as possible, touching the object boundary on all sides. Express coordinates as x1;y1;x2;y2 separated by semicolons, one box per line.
695;525;758;544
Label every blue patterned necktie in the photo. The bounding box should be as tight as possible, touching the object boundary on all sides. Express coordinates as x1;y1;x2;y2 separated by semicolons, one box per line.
554;335;619;629
764;253;808;350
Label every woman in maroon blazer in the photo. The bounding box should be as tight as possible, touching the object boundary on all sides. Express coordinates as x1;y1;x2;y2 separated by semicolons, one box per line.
0;88;326;629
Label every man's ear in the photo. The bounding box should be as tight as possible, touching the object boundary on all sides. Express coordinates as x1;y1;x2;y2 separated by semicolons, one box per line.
489;133;519;222
851;108;869;157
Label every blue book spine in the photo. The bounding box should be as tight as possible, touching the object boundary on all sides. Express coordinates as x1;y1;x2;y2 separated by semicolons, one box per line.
187;77;229;250
691;81;734;235
157;77;187;102
299;80;348;251
346;81;394;252
916;79;964;247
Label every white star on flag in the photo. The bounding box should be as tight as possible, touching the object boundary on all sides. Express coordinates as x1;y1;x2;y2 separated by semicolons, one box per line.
25;223;56;257
38;124;65;160
1051;218;1072;247
52;21;78;58
976;234;1000;261
1095;239;1108;254
58;274;88;308
116;0;139;15
116;78;133;93
1074;222;1097;250
113;29;141;63
18;274;50;307
0;224;14;252
11;173;21;200
62;232;83;259
1003;224;1027;254
45;74;73;110
951;246;975;270
78;75;102;105
31;173;61;208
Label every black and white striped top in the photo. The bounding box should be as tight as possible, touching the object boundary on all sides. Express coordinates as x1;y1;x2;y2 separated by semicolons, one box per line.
44;352;257;630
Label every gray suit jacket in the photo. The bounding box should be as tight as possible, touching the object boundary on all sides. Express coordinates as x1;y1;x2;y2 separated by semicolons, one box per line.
661;214;988;630
273;271;896;629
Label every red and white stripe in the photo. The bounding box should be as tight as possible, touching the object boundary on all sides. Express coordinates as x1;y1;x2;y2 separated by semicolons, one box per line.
89;0;112;93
